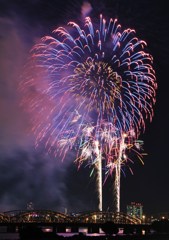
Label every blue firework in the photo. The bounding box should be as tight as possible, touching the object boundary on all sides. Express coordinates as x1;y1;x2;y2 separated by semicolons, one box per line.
20;15;157;165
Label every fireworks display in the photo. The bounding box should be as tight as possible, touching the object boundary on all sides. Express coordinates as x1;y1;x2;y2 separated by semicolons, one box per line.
20;15;157;212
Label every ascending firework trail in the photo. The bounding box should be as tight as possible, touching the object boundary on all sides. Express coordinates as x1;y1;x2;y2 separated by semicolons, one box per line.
20;15;157;212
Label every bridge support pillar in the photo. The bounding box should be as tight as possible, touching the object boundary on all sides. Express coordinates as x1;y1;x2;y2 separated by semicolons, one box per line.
71;226;79;233
56;225;66;233
88;225;99;233
52;225;57;233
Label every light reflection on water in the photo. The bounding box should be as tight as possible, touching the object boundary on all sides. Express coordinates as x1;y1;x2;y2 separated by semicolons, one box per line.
57;232;106;237
0;232;106;239
0;232;168;240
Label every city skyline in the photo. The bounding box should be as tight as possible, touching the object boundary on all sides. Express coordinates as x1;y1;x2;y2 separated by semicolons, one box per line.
0;0;168;215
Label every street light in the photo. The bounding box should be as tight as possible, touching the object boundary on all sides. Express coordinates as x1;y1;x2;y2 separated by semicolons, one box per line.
142;215;145;224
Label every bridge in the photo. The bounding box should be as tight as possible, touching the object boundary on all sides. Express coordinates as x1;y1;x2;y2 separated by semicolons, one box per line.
0;210;152;235
1;210;141;224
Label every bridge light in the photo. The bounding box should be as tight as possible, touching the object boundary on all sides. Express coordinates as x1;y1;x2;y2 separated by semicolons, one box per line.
93;214;97;223
142;215;145;224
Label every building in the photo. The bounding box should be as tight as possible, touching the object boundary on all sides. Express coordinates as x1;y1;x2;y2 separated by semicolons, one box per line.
26;201;34;210
127;202;143;220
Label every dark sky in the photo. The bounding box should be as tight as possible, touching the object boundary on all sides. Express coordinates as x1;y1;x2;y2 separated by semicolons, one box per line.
0;0;168;217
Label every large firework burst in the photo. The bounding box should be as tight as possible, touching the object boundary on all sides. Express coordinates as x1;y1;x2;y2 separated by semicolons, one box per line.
20;15;157;211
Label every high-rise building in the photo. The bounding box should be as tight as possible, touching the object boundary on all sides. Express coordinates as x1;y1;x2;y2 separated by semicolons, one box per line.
127;202;143;219
26;201;34;210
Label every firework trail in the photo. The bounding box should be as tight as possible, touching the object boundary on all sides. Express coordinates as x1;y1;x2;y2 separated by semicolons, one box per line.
112;131;145;213
20;15;157;212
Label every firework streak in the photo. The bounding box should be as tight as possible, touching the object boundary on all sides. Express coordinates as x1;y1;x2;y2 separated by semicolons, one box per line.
20;15;157;212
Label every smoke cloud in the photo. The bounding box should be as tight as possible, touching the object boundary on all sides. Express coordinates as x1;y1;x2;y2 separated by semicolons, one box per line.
0;14;97;213
0;16;70;212
81;1;92;18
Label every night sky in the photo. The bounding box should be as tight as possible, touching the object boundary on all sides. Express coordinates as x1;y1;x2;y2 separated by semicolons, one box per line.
0;0;168;216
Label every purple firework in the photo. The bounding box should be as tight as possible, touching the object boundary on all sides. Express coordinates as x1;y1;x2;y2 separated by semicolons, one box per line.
20;15;157;168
